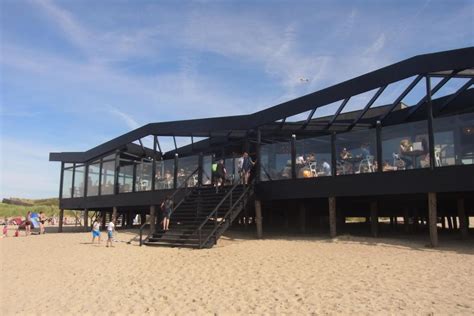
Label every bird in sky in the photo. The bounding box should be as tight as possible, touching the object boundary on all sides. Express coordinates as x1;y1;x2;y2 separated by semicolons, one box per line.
299;77;309;83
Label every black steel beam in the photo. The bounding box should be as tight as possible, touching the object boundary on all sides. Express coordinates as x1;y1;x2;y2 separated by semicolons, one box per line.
379;75;423;124
347;85;387;131
326;98;350;129
438;78;474;112
406;71;459;119
301;108;317;130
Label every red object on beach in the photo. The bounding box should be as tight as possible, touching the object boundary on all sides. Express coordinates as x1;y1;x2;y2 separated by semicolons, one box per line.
14;230;19;237
10;217;23;225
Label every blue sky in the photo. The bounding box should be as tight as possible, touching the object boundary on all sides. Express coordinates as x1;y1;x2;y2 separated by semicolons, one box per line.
1;0;473;198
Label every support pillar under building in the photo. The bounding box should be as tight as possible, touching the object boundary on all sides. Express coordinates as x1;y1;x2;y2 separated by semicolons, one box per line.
149;205;156;233
83;209;89;231
329;196;337;238
370;201;378;237
428;192;438;247
458;198;469;239
58;209;64;233
299;203;306;234
255;199;263;239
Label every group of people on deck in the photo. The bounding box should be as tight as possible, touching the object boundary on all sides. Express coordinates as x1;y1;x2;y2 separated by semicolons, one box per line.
212;152;256;190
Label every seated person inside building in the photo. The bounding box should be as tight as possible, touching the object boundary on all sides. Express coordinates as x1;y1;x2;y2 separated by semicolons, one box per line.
338;147;353;174
319;159;331;176
398;138;414;169
281;160;292;179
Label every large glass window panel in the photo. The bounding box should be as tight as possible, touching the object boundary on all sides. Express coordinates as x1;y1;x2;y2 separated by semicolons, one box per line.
336;129;377;175
136;160;152;191
434;112;474;167
74;165;85;198
118;160;134;193
202;155;212;185
260;141;291;181
86;161;100;196
177;155;199;187
381;121;430;171
295;135;332;178
101;160;116;195
155;159;174;189
62;164;74;198
225;157;235;183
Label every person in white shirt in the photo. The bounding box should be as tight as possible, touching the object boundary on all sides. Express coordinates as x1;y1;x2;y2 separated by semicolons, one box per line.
321;160;332;176
106;218;115;248
91;218;101;244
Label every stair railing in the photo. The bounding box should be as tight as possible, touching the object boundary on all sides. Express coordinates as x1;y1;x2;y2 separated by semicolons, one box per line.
196;182;254;248
139;167;199;246
169;167;200;217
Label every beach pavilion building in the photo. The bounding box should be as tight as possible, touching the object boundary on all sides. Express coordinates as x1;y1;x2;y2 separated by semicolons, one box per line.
50;47;474;248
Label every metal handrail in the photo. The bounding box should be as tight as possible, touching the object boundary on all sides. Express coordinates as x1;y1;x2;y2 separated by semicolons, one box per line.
139;167;199;246
139;222;149;246
198;183;254;248
196;180;241;232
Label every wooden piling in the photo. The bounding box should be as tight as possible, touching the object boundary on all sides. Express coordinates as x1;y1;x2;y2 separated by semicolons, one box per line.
458;198;468;239
404;208;410;233
329;196;336;238
83;209;89;231
428;192;438;247
255;199;263;239
112;207;118;224
149;205;156;233
370;201;378;237
299;203;306;234
58;209;64;233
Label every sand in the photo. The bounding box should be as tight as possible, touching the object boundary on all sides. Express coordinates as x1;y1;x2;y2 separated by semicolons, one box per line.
1;228;473;315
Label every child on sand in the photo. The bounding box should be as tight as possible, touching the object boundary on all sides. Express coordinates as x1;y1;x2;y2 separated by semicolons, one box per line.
91;218;101;244
2;223;7;237
106;218;115;248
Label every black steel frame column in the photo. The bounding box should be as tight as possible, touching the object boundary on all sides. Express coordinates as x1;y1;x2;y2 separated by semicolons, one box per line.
84;162;89;197
376;120;383;173
198;152;203;185
291;134;297;179
152;136;157;191
132;161;137;192
331;132;337;177
173;153;178;189
71;163;76;198
98;159;103;196
59;162;64;199
426;76;436;170
256;129;261;183
114;150;120;195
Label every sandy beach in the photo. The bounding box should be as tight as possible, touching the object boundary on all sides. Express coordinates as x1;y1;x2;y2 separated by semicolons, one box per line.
1;228;473;315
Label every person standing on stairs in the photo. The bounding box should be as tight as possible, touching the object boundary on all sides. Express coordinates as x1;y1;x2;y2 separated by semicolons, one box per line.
216;159;227;192
161;196;173;231
241;152;255;185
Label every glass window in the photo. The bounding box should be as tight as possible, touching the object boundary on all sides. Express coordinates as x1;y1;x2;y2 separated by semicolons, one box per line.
260;141;291;181
74;165;86;198
202;155;212;185
225;157;236;183
434;112;474;167
155;159;174;189
101;160;116;195
177;155;199;187
103;153;115;161
62;164;74;198
118;159;134;193
136;160;152;191
381;120;430;171
295;135;332;178
336;129;377;175
86;161;100;196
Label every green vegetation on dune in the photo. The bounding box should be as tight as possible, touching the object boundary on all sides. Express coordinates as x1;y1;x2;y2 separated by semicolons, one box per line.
0;198;74;218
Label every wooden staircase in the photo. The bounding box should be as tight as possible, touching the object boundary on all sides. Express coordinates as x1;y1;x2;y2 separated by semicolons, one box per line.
144;183;253;248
